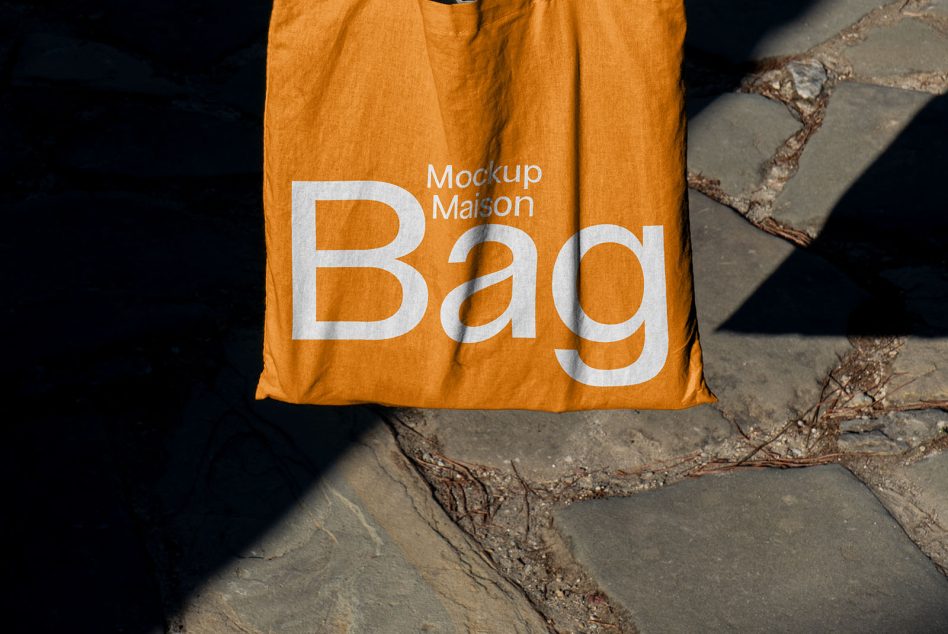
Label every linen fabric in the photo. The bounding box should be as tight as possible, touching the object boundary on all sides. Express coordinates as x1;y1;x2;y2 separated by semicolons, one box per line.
256;0;716;411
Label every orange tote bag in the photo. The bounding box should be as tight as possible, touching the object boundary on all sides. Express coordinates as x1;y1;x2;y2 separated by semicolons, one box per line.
256;0;716;411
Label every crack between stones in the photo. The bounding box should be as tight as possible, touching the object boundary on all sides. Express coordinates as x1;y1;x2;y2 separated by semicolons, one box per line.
355;421;558;633
374;407;635;633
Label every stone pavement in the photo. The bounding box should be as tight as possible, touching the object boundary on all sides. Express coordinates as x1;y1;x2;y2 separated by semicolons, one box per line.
554;464;948;633
154;335;548;633
4;0;947;632
396;0;948;630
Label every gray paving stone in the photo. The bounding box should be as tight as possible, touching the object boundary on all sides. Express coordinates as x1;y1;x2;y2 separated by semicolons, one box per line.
903;452;948;524
153;334;548;633
553;463;948;633
685;0;884;63
408;405;733;482
772;85;947;341
837;428;907;453
13;34;179;95
915;0;948;17
845;19;948;76
890;338;948;404
690;191;865;427
773;82;934;236
687;92;801;196
411;192;864;481
865;450;948;571
839;409;948;453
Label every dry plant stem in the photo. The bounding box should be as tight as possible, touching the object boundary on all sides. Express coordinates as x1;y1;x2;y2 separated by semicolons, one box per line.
614;450;704;478
511;460;533;538
755;216;814;247
376;407;635;632
686;450;912;477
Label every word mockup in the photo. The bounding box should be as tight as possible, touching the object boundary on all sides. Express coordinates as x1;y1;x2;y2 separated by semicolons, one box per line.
428;162;542;219
291;174;669;387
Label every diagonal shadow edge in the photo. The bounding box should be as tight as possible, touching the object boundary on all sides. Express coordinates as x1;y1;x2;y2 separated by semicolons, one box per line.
718;92;948;338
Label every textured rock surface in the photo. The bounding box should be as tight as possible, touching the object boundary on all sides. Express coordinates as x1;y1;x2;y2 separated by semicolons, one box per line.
155;335;549;633
890;339;948;404
685;0;884;63
689;191;865;427
857;450;948;574
838;409;948;453
903;452;948;524
773;82;936;236
845;18;948;76
408;405;733;482
553;464;948;633
686;92;801;196
917;0;948;16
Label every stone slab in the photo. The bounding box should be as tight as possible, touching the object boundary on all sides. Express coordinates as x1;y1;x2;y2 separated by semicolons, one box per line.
553;463;948;633
685;0;884;63
773;83;947;342
13;34;179;95
154;333;548;633
890;338;948;404
857;449;948;572
845;18;948;76
412;191;865;481
915;0;948;17
837;429;907;453
773;82;937;237
689;191;865;425
687;92;801;197
408;405;734;482
838;409;948;453
903;452;948;524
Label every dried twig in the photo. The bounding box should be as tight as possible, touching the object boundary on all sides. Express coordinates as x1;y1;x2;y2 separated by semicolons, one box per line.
511;460;533;538
614;450;703;477
588;617;621;630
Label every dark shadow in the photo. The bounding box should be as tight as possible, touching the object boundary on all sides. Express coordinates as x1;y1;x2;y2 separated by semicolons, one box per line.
1;0;878;631
720;93;948;337
1;1;381;632
683;0;821;109
685;0;822;67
